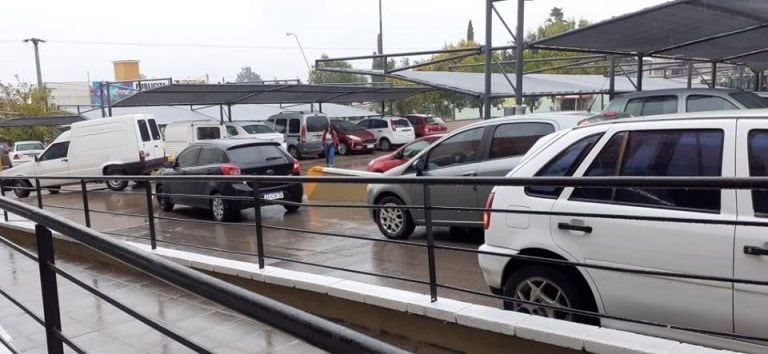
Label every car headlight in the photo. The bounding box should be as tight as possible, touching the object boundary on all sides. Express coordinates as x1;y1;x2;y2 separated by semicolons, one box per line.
348;135;362;141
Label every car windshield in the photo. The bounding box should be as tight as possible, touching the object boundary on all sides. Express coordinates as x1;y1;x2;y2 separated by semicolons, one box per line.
425;117;444;124
729;92;768;109
332;120;364;132
392;118;410;128
241;124;276;134
16;142;44;151
227;144;286;164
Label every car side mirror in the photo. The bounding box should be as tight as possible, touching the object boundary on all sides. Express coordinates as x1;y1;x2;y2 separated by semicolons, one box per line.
393;150;404;160
413;158;425;176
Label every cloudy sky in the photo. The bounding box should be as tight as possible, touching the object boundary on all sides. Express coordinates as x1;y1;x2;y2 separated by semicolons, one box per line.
0;0;669;85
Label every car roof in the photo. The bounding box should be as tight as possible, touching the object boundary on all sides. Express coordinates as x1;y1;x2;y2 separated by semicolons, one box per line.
615;88;743;98
190;139;280;149
455;113;588;132
578;108;768;130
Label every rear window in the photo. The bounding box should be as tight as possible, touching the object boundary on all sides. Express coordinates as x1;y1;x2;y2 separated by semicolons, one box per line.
392;119;410;128
227;144;287;164
148;119;162;140
425;117;445;125
16;142;44;151
196;127;221;140
686;95;737;112
306;116;328;132
730;92;768;109
242;124;276;134
137;120;151;142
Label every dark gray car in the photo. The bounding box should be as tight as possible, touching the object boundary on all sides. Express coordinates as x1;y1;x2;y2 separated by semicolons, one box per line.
367;113;586;239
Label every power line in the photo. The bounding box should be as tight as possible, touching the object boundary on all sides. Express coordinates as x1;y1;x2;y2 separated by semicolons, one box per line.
14;39;422;51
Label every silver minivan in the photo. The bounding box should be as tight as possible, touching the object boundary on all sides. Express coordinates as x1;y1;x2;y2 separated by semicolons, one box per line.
265;112;330;159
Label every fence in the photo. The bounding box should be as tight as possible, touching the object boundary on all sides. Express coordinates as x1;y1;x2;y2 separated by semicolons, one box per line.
3;174;768;349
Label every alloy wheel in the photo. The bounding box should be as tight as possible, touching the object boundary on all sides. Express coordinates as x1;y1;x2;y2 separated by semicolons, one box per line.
211;196;225;221
378;202;405;234
512;276;572;321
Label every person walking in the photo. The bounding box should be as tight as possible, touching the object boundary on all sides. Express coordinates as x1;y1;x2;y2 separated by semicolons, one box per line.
321;124;339;167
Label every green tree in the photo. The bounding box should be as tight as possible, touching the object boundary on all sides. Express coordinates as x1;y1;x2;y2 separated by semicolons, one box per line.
0;82;60;143
311;54;369;84
235;67;263;83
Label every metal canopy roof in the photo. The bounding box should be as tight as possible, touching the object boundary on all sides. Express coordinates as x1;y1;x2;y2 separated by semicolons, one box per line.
0;115;85;127
530;0;768;71
113;84;433;107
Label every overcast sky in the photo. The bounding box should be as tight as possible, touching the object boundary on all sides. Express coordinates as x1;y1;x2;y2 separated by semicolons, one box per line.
0;0;669;85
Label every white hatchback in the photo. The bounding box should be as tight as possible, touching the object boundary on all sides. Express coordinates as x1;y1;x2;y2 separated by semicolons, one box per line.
357;116;415;151
479;110;768;351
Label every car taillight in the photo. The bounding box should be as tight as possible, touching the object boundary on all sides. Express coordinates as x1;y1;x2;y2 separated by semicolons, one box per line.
483;191;495;230
300;125;307;144
291;160;301;175
139;150;146;162
220;164;241;175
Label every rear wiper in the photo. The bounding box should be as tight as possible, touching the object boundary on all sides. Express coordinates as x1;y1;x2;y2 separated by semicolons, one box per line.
266;156;283;161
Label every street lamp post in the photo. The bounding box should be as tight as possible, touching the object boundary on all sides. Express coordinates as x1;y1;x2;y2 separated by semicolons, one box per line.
23;38;46;88
286;33;312;82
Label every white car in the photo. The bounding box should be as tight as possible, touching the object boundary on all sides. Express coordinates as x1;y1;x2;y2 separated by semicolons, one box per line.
479;110;768;351
9;140;45;167
357;116;416;151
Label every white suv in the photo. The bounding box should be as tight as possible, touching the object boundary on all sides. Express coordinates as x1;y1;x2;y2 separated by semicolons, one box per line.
357;116;416;151
479;110;768;351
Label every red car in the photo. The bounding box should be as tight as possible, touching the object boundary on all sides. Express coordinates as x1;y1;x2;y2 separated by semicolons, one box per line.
367;134;444;173
329;120;377;155
404;114;448;137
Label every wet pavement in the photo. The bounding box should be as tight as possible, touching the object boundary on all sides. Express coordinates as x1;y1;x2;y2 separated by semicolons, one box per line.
0;243;325;353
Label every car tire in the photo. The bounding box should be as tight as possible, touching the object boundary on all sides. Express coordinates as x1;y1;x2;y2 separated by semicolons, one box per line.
374;195;415;239
12;180;31;198
283;197;301;212
106;170;128;191
287;145;300;159
210;192;237;222
379;138;392;151
48;186;61;195
156;184;174;212
503;265;597;325
338;143;349;156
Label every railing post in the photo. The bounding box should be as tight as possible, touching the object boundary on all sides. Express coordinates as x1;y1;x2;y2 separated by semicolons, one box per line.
145;182;157;250
423;184;438;302
36;224;63;354
0;181;8;222
253;182;265;269
80;180;91;228
35;179;43;209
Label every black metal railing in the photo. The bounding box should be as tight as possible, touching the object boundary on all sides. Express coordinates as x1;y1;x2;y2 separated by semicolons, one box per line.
0;186;407;354
3;174;768;348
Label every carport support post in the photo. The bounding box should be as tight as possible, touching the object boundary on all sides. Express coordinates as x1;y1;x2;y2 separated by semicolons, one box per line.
687;61;694;89
710;62;718;88
636;55;644;91
219;105;224;124
227;104;233;122
483;0;492;120
755;70;762;91
514;0;525;115
253;183;265;269
106;82;113;117
423;184;438;302
608;56;616;100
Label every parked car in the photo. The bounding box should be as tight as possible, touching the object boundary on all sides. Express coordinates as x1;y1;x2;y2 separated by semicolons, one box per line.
603;88;768;118
164;120;285;157
2;114;166;197
265;112;330;159
9;140;45;167
404;114;448;137
155;139;303;222
479;110;768;351
357;116;416;151
367;134;444;173
329;119;376;155
367;113;585;239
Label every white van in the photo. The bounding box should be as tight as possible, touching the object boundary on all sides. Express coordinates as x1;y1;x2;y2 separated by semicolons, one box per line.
265;112;330;159
163;120;284;157
1;114;166;197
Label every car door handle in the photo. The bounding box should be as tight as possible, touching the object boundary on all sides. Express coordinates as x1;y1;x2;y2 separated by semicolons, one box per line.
744;245;768;256
558;222;593;233
61;159;68;163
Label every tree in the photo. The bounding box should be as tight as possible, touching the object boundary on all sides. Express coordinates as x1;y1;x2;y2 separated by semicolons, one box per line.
467;20;474;42
235;67;263;83
310;54;369;84
0;82;60;143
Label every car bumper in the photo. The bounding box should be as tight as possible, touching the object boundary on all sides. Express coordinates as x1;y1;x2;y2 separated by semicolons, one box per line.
227;182;303;210
478;243;519;290
299;142;323;156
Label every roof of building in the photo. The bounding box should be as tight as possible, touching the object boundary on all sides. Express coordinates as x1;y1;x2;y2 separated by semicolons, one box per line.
531;0;768;72
0;115;86;127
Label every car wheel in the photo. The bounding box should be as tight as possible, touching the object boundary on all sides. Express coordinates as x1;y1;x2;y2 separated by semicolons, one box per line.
210;193;237;222
155;184;174;212
503;265;596;324
283;196;301;212
48;186;61;195
287;145;300;159
13;180;31;198
375;195;415;239
337;143;349;156
106;170;128;191
379;138;392;151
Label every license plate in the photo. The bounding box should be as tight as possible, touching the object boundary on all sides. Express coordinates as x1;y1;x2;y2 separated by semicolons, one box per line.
367;144;375;149
263;191;284;200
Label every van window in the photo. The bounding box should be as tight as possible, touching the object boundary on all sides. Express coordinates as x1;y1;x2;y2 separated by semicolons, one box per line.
306;116;327;132
288;119;300;134
686;95;737;112
197;147;227;165
137;120;151;142
176;147;200;168
625;96;678;116
748;130;768;216
226;125;239;136
39;142;69;161
572;129;723;212
489;123;555;159
148;119;162;140
196;127;221;140
526;134;602;199
273;119;287;133
242;124;276;134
